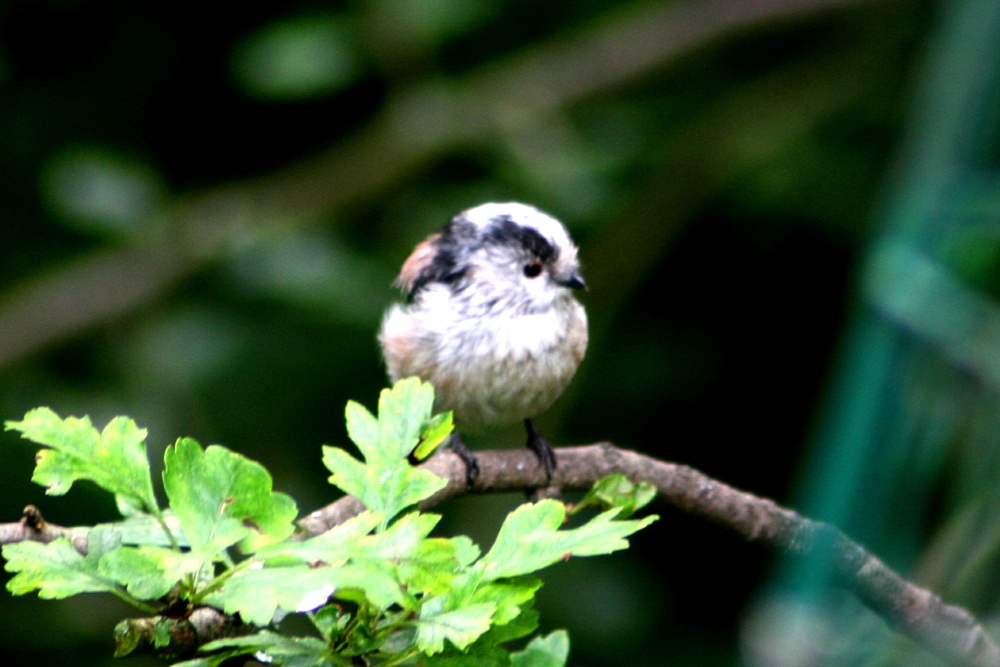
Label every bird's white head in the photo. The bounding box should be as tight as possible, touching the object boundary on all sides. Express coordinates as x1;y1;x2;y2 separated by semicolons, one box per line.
397;202;586;313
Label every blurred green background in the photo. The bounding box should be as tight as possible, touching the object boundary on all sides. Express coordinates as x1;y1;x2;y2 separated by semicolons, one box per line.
2;0;999;665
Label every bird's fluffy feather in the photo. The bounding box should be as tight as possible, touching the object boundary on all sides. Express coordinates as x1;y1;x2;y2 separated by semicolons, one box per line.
379;202;588;428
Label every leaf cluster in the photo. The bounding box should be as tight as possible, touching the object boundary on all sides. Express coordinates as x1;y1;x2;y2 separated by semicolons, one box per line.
3;378;655;666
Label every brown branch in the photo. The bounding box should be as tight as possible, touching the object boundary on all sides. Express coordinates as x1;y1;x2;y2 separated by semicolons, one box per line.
6;443;993;666
301;445;1000;667
113;607;250;660
0;505;89;554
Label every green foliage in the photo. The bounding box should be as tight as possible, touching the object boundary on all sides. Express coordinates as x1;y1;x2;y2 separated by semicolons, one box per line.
570;473;657;519
324;378;451;527
3;378;656;665
4;537;122;599
510;631;569;667
6;408;158;515
163;437;298;554
477;500;655;581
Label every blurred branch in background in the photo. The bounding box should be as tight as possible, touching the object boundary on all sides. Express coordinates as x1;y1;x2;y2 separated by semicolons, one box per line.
0;0;861;370
750;0;1000;663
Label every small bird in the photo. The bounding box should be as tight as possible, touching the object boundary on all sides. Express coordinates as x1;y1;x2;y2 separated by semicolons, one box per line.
379;202;588;483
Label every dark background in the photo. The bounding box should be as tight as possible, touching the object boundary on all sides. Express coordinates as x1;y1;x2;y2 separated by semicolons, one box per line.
2;1;998;665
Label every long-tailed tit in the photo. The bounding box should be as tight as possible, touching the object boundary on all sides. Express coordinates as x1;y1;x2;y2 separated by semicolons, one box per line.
379;202;588;483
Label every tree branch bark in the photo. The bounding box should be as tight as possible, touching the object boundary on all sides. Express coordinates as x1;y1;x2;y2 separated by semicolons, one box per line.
0;505;89;554
6;444;995;666
301;444;1000;667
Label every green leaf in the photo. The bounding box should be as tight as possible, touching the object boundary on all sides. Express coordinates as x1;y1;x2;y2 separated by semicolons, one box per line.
417;641;511;667
413;411;454;461
262;511;439;568
416;597;496;654
325;379;450;523
343;378;435;465
152;620;173;648
204;630;335;666
376;377;438;462
478;500;657;581
211;510;437;621
571;474;657;519
163;438;298;559
364;511;441;558
208;566;335;625
344;399;379;454
322;446;446;524
345;376;441;464
3;537;116;599
311;604;349;642
322;561;407;610
510;631;569;667
254;512;469;612
483;606;539;645
97;510;187;548
5;409;157;514
210;562;404;625
470;576;542;625
3;529;187;608
96;546;180;600
181;630;338;667
398;536;477;596
86;524;124;560
257;510;382;565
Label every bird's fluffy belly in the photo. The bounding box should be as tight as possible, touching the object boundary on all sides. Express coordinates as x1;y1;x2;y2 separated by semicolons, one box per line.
381;304;584;427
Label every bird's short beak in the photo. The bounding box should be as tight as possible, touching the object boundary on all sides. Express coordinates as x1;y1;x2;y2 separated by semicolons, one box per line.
558;273;587;291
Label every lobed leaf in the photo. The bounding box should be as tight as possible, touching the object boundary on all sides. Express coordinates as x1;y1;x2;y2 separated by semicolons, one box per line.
510;630;570;667
2;392;647;667
478;500;657;582
253;512;470;610
322;446;446;524
482;606;540;646
325;379;451;523
416;597;496;654
397;536;478;596
4;527;198;606
5;408;158;515
208;566;336;626
3;537;117;599
256;510;383;565
470;576;542;626
163;438;298;560
194;630;334;667
97;510;188;548
572;474;657;519
96;545;184;601
344;400;379;457
417;642;511;667
376;377;437;462
210;562;404;625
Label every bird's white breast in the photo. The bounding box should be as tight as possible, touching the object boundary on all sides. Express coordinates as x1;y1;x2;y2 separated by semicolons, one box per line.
380;287;587;428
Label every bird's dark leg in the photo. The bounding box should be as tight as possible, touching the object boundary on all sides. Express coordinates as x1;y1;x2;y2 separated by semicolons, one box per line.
524;419;557;483
449;433;480;486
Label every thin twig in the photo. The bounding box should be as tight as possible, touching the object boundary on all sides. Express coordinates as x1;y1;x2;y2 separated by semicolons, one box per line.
0;505;89;554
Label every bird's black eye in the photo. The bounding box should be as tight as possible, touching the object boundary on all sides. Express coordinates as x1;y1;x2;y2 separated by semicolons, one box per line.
523;261;543;278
